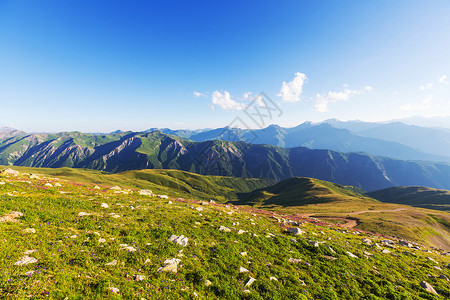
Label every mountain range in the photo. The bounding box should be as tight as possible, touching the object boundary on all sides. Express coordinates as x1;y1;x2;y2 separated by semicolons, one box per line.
1;129;450;191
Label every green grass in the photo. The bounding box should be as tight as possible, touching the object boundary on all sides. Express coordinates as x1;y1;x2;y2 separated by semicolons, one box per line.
0;167;449;299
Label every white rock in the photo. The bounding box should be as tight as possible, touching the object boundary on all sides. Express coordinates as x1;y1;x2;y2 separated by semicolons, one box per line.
100;203;109;208
139;189;153;196
325;244;336;253
14;256;38;266
289;258;302;264
120;244;137;252
110;186;121;190
23;270;35;276
287;227;304;235
269;277;278;281
240;252;247;256
134;275;145;281
420;281;438;295
54;182;62;187
158;258;181;273
195;207;203;212
245;277;256;287
44;183;53;188
238;230;247;235
106;260;118;266
23;249;37;255
78;212;91;217
168;235;189;247
346;251;358;258
22;228;36;234
0;181;5;185
219;226;231;232
109;287;120;294
157;195;169;199
382;249;391;254
239;266;249;273
94;185;101;189
98;238;106;243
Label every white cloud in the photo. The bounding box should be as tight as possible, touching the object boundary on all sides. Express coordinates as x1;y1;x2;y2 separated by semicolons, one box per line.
241;92;252;101
439;75;448;84
314;86;373;112
210;90;246;111
420;83;433;90
278;72;307;102
401;95;434;111
193;91;207;98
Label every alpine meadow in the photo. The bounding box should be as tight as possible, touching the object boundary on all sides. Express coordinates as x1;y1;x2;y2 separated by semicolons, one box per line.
1;1;450;299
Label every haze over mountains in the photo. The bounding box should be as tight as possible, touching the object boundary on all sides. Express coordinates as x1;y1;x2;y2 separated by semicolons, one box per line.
1;120;450;192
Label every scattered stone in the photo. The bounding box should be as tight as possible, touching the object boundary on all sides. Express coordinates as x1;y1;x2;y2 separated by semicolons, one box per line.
70;235;78;239
14;256;38;266
363;251;373;257
322;255;338;261
439;275;449;281
346;251;358;258
245;277;256;287
0;181;5;185
144;259;151;264
134;275;145;281
78;212;91;217
200;201;209;205
100;203;109;208
139;189;153;196
119;244;137;252
195;207;203;212
158;258;181;273
23;270;35;276
168;235;189;247
0;168;19;176
23;249;37;255
109;213;120;219
44;183;53;188
309;241;319;247
420;281;438;295
239;267;249;273
270;277;278;281
374;243;381;248
426;257;437;264
290;239;297;243
205;279;212;286
298;279;306;286
109;287;120;294
0;211;23;222
219;226;231;232
240;252;247;256
157;195;169;199
98;238;106;243
110;186;121;190
361;238;372;245
29;174;39;179
94;185;101;189
325;244;336;253
382;249;391;254
289;258;302;264
287;227;304;235
209;199;216;204
22;228;36;234
432;266;442;271
238;230;247;235
106;260;118;266
54;182;62;187
399;240;413;248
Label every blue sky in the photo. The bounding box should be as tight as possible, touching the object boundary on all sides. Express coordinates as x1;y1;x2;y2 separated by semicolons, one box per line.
0;0;449;132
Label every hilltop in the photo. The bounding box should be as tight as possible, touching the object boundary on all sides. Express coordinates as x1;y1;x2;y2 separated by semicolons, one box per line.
368;186;450;212
0;167;449;299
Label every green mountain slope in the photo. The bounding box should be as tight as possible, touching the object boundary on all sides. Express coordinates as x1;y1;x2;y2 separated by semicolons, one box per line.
0;168;449;299
368;186;450;212
2;131;450;191
233;177;450;250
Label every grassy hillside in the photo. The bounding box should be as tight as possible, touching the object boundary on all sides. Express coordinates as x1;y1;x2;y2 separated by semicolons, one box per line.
233;177;450;250
0;169;449;299
368;186;450;212
0;166;272;202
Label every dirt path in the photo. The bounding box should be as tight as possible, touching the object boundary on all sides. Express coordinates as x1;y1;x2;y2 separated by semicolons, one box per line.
298;208;411;229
